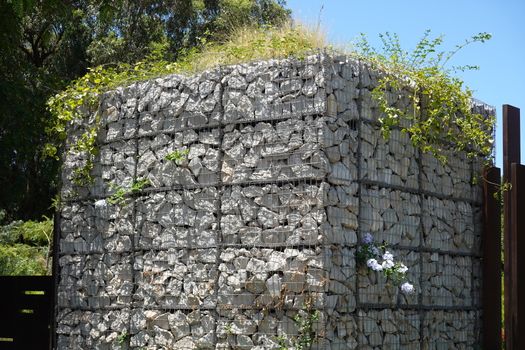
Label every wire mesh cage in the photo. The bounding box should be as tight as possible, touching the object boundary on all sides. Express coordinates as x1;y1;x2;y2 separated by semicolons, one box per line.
55;52;492;349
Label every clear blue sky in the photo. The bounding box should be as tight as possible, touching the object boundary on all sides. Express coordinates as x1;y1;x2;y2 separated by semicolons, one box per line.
287;0;525;169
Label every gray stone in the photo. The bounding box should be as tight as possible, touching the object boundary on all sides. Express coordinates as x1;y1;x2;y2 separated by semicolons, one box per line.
58;53;488;349
265;274;282;298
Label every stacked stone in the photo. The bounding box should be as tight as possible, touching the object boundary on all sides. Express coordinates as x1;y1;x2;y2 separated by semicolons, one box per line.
57;66;226;348
221;117;328;183
56;53;492;349
357;309;420;349
360;125;419;189
360;186;421;247
422;197;480;253
215;56;332;349
56;309;131;349
421;253;482;307
339;59;488;349
421;150;473;199
423;311;480;349
137;129;221;188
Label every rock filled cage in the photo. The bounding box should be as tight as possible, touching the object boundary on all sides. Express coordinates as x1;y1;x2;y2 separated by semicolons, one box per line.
56;52;494;349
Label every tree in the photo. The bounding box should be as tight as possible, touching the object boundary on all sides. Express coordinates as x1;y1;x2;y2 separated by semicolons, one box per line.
0;0;290;221
86;0;290;65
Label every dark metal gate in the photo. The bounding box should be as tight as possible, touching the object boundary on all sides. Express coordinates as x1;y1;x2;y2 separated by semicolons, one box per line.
0;276;54;350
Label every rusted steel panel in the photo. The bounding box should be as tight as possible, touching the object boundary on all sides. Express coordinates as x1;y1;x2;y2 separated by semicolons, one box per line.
503;105;520;349
483;166;502;350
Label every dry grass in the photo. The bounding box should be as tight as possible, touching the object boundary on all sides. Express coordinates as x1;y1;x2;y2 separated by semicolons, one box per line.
177;21;328;73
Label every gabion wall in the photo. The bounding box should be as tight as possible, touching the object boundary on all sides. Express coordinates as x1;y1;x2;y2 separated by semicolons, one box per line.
56;53;493;349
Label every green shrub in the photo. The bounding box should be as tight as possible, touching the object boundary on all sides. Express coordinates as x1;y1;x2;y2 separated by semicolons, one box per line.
0;218;52;246
0;217;53;275
355;31;494;162
0;244;49;276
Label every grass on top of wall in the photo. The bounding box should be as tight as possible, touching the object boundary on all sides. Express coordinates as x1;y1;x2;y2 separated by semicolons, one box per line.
44;22;327;160
179;22;327;73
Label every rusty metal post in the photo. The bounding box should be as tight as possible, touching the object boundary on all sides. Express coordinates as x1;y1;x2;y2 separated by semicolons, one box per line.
503;105;521;349
511;164;525;350
483;166;502;349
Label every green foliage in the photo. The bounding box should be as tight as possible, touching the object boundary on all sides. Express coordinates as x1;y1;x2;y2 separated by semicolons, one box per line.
493;181;512;203
165;149;189;163
107;179;151;205
278;299;320;350
356;30;495;162
71;120;100;186
0;244;49;276
292;309;320;350
190;22;325;70
356;240;386;265
0;218;53;247
16;219;52;246
2;0;290;221
0;0;84;220
383;262;409;285
85;0;290;66
224;322;233;335
0;217;52;275
46;22;323;185
117;331;129;345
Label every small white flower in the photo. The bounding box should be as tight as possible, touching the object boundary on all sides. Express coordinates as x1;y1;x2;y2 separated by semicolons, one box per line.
383;251;394;261
382;259;395;269
94;199;107;209
401;282;415;294
367;258;383;271
397;263;408;274
367;258;378;268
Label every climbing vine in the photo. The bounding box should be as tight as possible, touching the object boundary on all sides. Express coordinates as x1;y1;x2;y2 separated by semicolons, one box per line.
45;61;179;185
356;30;495;163
165;149;190;164
46;25;495;188
107;178;151;206
277;298;321;350
45;23;324;186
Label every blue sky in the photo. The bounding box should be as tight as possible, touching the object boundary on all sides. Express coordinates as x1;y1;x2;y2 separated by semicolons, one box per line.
287;0;525;169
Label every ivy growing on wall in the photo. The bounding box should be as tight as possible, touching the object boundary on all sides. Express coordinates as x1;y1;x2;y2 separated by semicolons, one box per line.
45;23;325;186
46;24;495;188
45;60;180;186
355;30;495;163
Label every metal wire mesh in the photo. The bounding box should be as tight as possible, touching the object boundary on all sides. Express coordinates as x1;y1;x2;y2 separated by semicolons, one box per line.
55;52;491;349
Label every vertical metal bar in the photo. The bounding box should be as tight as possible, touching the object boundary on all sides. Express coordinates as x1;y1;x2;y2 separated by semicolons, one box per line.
482;166;502;350
210;64;225;346
511;163;525;350
126;97;140;348
503;105;520;349
50;211;61;350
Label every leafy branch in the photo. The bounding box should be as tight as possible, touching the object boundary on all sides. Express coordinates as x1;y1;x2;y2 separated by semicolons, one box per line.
107;178;150;205
277;298;320;350
165;149;189;164
356;30;495;163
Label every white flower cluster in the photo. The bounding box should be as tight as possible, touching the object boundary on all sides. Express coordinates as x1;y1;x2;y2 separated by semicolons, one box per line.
360;233;415;294
366;251;406;272
400;281;414;294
